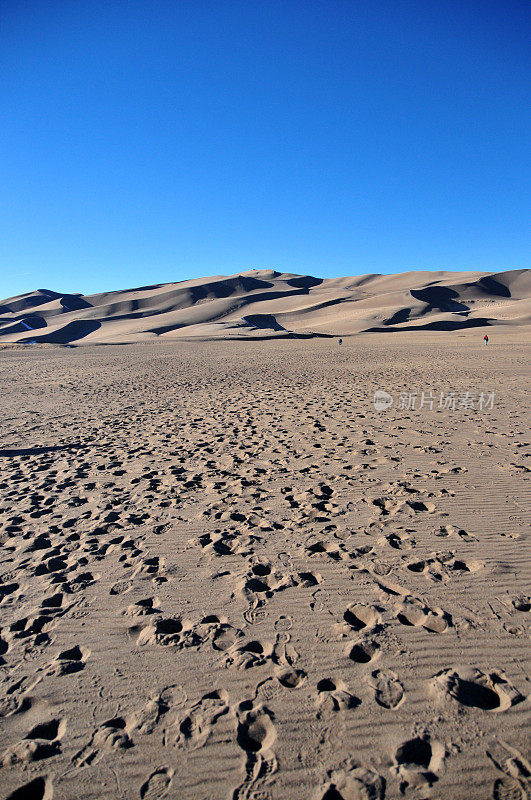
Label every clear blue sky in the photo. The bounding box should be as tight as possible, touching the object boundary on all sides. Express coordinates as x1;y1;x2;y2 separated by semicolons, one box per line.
1;0;529;298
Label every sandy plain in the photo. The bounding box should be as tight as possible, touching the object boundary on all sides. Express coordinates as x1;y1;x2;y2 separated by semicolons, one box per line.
0;332;529;800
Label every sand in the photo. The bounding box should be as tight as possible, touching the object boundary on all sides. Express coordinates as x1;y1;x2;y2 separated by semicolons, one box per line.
0;268;529;345
0;332;529;800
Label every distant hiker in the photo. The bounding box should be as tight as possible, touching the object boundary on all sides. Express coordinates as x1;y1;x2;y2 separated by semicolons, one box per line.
338;338;342;346
483;334;489;345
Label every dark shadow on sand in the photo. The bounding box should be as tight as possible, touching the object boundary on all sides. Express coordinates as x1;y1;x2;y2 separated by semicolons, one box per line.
366;317;492;333
19;320;101;344
0;444;88;457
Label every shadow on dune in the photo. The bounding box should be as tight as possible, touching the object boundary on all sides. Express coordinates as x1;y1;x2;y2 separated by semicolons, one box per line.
60;295;93;311
383;307;412;325
216;331;334;340
0;290;92;318
286;276;323;289
19;320;101;344
3;290;62;314
366;317;492;333
475;276;511;297
149;322;187;335
172;329;335;341
0;316;47;336
235;288;309;307
0;444;88;457
242;314;287;331
410;286;469;312
154;287;333;331
189;276;274;303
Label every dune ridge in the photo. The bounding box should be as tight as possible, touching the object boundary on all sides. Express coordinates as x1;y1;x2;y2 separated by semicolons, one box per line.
1;268;529;344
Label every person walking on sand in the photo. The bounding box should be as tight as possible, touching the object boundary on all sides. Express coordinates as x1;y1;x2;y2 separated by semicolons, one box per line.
483;334;489;346
338;338;342;346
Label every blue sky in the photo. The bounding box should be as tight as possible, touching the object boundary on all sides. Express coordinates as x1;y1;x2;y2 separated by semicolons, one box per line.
1;0;529;298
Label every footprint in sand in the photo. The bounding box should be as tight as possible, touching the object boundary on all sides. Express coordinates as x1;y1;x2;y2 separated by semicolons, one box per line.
297;570;323;587
224;639;273;670
123;597;161;616
0;676;43;718
272;629;299;668
2;717;67;765
487;739;530;800
224;625;299;671
396;598;452;633
110;579;133;596
0;581;20;607
140;767;175;799
392;734;445;794
169;689;230;750
512;595;530;612
239;560;296;612
198;529;259;557
236;703;277;753
131;556;167;583
253;677;283;703
5;776;53;800
8;614;57;646
342;603;382;633
315;765;385;800
133;616;206;650
128;684;187;735
347;639;380;664
243;607;269;625
432;667;525;712
64;570;100;593
47;644;90;675
274;666;307;689
310;588;330;612
436;524;477;541
306;539;347;561
372;495;436;518
316;678;360;713
274;615;293;632
212;622;244;652
233;700;278;800
72;716;133;766
368;669;405;709
381;530;416;551
0;632;10;662
38;592;70;616
406;553;484;582
493;778;527;800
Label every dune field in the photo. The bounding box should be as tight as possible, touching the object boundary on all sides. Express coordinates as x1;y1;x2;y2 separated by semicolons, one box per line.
0;268;529;345
0;273;529;800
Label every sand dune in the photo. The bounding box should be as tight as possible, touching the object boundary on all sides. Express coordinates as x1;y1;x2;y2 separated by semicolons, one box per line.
1;268;529;345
